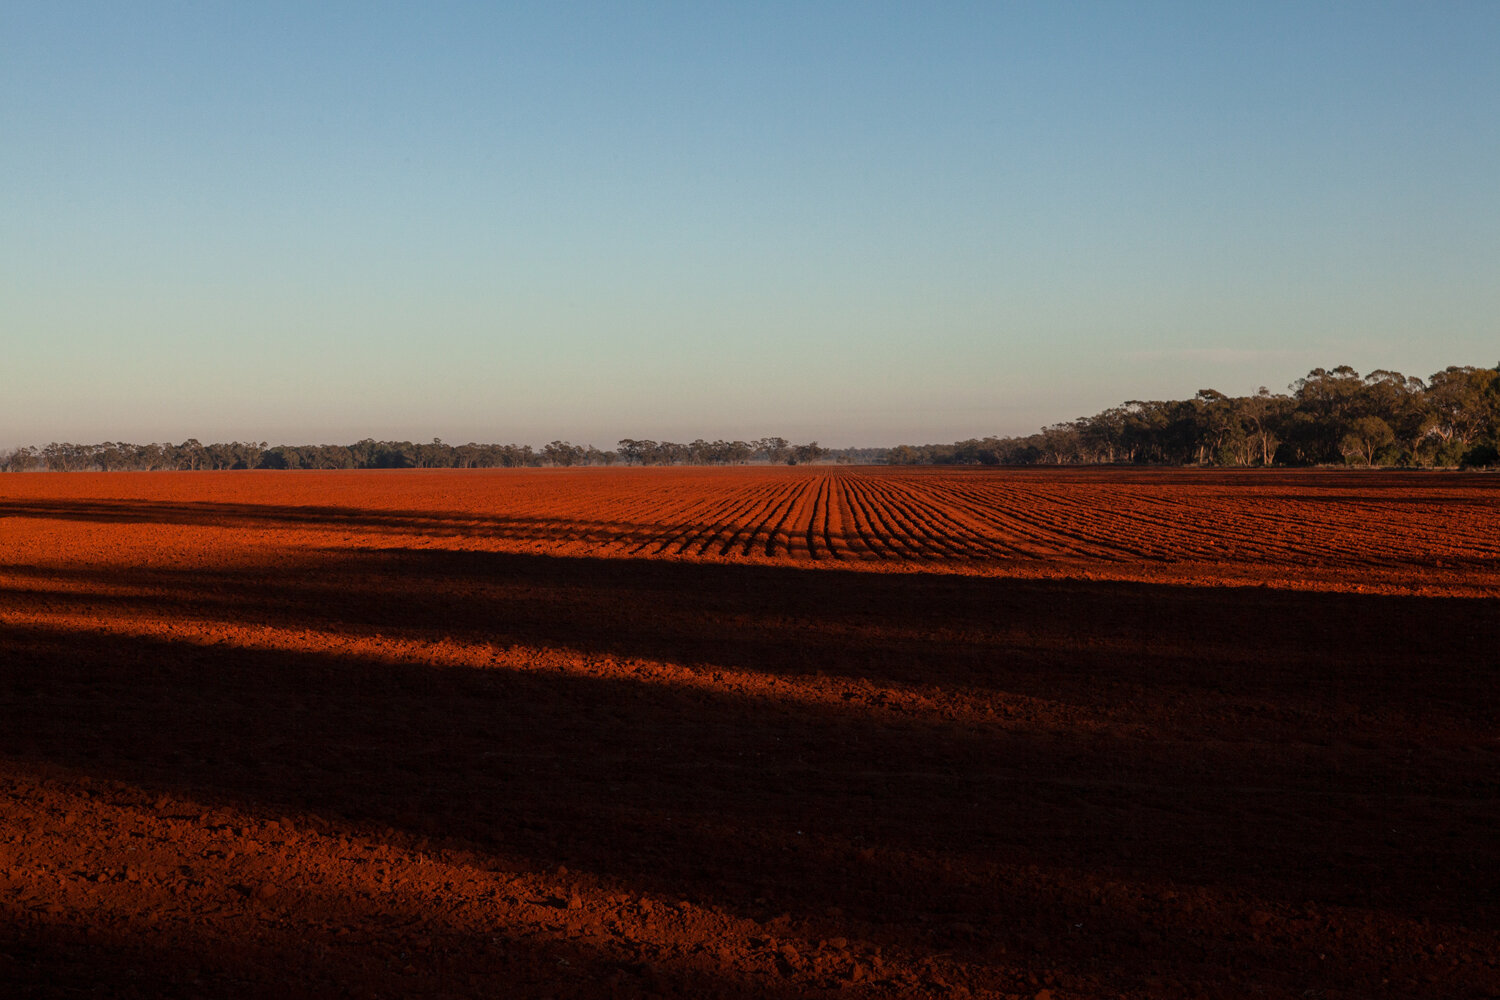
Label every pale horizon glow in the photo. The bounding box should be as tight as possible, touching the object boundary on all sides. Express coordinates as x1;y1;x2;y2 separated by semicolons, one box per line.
3;2;1497;449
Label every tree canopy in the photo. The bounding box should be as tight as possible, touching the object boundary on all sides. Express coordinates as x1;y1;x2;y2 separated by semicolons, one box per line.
888;364;1500;469
2;437;832;472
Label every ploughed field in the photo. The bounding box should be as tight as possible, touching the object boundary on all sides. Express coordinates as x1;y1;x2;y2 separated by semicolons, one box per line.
1;467;1497;999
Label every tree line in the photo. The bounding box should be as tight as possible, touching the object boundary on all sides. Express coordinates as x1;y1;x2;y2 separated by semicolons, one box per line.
0;436;831;472
10;364;1495;472
888;365;1500;468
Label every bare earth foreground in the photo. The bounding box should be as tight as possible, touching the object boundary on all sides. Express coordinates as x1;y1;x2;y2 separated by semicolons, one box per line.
1;467;1497;999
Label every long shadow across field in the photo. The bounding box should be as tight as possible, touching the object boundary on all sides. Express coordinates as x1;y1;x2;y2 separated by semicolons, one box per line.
2;548;1498;996
8;545;1496;716
0;902;824;1000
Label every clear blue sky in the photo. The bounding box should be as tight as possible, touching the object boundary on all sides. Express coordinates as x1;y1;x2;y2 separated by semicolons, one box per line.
3;2;1497;447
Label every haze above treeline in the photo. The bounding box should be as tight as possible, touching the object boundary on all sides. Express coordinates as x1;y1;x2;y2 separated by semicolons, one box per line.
6;364;1498;472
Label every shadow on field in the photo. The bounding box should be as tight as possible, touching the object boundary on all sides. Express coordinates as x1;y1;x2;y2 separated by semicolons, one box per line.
6;545;1497;716
2;546;1498;996
0;903;820;1000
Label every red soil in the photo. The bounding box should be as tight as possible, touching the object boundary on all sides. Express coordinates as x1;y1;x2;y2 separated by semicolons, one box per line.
1;467;1497;998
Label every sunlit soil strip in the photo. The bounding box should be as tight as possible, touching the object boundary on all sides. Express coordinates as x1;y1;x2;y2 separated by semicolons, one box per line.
1142;488;1500;565
3;540;1498;607
623;480;767;556
0;765;952;995
0;607;1092;733
856;476;990;561
841;475;911;561
866;478;1018;560
6;474;1499;590
911;480;1140;560
675;479;791;557
1079;487;1431;567
717;478;797;556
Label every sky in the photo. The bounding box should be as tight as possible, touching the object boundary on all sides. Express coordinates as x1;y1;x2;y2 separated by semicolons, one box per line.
3;2;1497;448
